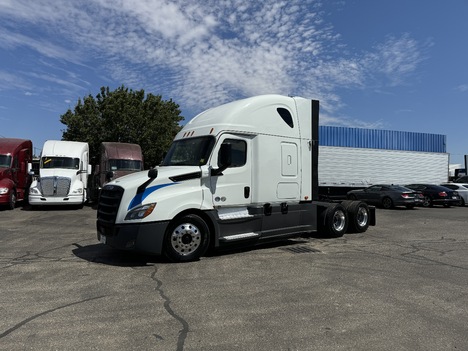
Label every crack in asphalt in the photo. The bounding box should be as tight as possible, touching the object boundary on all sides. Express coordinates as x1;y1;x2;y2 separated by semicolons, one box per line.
0;240;97;268
151;266;189;351
0;295;107;339
345;237;468;271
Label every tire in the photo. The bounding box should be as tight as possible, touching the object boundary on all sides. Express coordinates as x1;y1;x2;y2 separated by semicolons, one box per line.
163;214;210;262
8;190;17;210
345;201;370;233
422;196;432;207
320;203;348;237
459;198;465;207
382;197;393;209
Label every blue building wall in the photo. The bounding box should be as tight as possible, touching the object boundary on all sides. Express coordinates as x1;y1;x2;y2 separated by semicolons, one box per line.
319;126;446;153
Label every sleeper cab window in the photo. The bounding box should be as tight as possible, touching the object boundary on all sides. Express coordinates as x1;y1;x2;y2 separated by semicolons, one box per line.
277;107;294;128
219;139;247;168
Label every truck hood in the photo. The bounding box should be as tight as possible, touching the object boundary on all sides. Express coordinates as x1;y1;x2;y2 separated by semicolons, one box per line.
107;166;202;210
110;166;201;185
0;168;12;186
0;168;10;180
39;169;80;178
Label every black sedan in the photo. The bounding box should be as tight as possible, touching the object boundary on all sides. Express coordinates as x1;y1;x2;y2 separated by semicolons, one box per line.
404;184;460;207
347;184;422;209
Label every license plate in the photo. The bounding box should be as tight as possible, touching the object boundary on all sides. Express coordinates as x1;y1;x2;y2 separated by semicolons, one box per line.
100;234;107;244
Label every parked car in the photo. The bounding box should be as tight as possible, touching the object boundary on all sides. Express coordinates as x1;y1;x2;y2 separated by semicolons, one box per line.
440;183;468;206
347;184;422;209
404;184;460;207
454;175;468;183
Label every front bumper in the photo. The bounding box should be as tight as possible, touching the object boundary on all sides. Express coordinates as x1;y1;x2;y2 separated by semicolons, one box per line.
29;194;84;206
0;193;11;205
97;220;170;255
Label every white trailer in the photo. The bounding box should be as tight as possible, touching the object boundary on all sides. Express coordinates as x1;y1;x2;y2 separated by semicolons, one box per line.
96;95;375;262
318;146;449;198
29;140;92;206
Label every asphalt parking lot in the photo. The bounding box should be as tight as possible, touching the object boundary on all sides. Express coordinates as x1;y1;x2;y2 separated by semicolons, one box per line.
1;204;468;351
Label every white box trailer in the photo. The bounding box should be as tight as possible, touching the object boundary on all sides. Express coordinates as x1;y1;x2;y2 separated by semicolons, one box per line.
29;140;92;206
96;95;376;262
318;146;449;199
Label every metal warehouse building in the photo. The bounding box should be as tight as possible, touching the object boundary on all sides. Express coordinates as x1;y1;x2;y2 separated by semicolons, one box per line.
318;126;449;196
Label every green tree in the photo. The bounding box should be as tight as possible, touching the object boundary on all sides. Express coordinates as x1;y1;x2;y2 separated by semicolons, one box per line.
60;86;184;168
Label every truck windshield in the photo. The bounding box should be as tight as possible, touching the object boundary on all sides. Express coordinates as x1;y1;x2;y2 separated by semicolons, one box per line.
41;157;80;169
0;155;12;168
161;136;215;166
109;159;142;171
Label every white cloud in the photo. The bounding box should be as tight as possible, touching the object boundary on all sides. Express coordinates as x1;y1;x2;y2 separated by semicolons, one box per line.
363;34;427;87
0;0;427;125
0;70;31;91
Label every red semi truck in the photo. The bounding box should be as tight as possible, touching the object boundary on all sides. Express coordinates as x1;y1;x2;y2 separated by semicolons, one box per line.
0;138;33;209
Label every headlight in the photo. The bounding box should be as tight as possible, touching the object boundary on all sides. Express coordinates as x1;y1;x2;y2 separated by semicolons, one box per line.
29;187;41;195
71;188;83;194
125;203;156;220
0;187;9;195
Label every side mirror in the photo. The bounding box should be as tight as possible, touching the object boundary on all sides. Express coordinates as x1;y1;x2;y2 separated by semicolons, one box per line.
148;168;158;179
106;171;114;181
211;143;232;176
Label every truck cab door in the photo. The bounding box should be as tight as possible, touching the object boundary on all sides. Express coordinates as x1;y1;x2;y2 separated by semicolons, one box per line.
11;155;19;184
210;135;252;207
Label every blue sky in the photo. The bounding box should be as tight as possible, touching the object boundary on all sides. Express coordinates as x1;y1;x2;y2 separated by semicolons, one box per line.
0;0;467;164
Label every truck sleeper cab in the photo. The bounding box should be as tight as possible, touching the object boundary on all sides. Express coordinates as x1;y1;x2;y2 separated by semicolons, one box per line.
97;95;375;262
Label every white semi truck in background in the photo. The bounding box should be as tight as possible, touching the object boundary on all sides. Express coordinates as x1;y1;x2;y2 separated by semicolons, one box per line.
29;140;92;207
96;95;375;262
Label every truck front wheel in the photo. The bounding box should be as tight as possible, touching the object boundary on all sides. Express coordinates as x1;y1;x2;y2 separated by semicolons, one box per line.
8;190;17;210
163;214;210;262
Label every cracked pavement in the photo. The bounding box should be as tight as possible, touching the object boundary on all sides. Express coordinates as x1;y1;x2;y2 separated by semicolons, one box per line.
1;204;468;350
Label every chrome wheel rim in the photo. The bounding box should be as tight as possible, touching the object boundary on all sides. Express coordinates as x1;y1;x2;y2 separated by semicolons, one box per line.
333;210;346;232
356;206;368;227
170;223;201;256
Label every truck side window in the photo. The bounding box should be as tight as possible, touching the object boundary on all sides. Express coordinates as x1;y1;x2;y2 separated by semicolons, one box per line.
219;139;247;168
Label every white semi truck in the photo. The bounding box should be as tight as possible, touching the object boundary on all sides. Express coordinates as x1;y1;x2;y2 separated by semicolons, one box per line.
96;95;375;262
29;140;92;206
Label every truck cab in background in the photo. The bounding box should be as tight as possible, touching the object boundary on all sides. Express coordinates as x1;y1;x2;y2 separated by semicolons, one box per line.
89;142;144;201
0;138;33;210
29;140;92;207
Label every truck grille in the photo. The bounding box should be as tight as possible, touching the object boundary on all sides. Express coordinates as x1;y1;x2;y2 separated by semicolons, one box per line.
97;185;124;225
40;177;71;197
